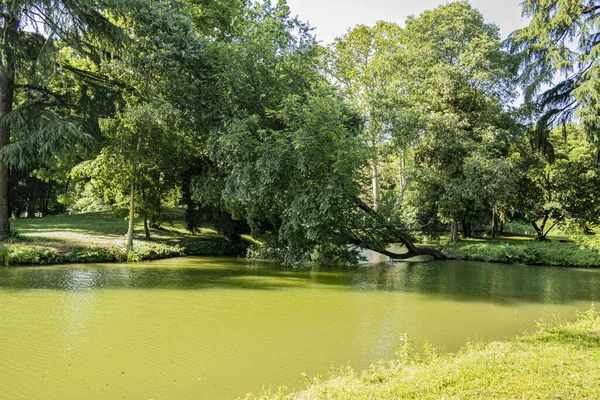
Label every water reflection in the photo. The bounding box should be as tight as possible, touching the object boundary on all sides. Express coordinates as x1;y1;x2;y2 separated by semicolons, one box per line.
0;258;599;305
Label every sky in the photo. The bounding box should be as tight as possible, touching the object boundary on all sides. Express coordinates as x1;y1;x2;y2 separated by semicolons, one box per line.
285;0;530;44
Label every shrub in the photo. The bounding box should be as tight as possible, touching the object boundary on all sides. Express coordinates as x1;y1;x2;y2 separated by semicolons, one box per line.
440;240;600;268
180;237;248;257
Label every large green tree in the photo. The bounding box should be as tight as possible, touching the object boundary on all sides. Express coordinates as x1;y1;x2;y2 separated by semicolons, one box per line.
187;0;447;265
73;0;216;252
325;22;404;210
0;0;130;236
508;0;600;152
398;1;517;241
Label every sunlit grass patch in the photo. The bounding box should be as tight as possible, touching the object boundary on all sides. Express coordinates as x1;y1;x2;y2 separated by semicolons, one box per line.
2;211;237;265
246;310;600;399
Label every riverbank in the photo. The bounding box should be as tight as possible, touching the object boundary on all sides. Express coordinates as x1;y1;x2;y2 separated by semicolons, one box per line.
4;213;600;268
246;310;600;399
438;236;600;268
1;211;247;265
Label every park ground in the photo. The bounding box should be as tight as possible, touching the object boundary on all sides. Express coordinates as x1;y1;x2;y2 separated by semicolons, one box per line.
1;210;247;265
1;212;600;267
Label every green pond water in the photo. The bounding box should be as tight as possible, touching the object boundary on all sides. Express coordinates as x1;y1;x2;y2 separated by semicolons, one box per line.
1;257;599;399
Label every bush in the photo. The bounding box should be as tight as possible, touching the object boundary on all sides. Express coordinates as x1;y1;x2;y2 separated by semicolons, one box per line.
440;240;600;268
9;246;64;265
180;237;249;257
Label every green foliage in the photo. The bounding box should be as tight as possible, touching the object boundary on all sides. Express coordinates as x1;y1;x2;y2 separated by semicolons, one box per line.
571;233;600;254
179;237;248;257
440;240;600;268
9;245;64;265
398;2;518;232
510;125;600;237
507;0;600;147
64;247;115;263
4;241;184;265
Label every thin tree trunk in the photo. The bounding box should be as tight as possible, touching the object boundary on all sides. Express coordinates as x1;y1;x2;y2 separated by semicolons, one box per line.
143;211;150;240
125;167;136;254
0;10;16;237
371;160;379;211
491;205;497;239
449;220;458;244
396;155;408;206
26;178;38;218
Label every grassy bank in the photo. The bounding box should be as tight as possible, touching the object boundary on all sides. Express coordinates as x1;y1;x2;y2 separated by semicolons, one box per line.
1;211;248;265
247;310;600;399
437;235;600;268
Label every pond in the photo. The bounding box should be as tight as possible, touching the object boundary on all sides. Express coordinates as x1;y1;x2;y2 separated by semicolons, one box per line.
1;257;599;399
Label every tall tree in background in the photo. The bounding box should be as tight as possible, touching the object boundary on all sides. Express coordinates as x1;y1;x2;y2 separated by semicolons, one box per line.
74;0;215;253
399;1;517;241
325;22;403;210
508;0;600;154
0;0;129;237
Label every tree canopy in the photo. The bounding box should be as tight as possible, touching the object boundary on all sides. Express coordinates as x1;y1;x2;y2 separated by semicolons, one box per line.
2;0;599;265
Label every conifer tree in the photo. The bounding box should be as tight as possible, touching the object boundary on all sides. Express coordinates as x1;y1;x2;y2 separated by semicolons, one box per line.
0;0;129;236
508;0;600;154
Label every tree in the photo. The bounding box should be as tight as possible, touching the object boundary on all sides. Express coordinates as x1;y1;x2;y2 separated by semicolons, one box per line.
510;124;600;239
507;0;600;154
0;0;129;236
186;0;447;265
325;22;404;210
73;0;214;253
397;1;517;242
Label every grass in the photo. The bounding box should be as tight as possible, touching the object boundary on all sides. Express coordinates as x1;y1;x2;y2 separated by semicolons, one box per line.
3;210;249;265
245;310;600;399
439;237;600;268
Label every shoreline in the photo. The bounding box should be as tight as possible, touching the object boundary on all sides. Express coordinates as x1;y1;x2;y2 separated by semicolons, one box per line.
245;310;600;399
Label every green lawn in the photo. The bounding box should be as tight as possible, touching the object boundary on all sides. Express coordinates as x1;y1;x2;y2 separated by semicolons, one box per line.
2;210;246;265
438;235;600;268
246;310;600;399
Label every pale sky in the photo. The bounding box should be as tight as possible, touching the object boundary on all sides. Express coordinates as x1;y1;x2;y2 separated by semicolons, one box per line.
286;0;529;44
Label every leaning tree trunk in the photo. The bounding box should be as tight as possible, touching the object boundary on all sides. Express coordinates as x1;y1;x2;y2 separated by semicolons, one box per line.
0;11;16;237
353;197;448;261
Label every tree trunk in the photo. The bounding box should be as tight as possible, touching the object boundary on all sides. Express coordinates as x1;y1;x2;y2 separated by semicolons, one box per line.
125;170;136;255
26;178;38;218
532;221;543;238
582;222;591;235
353;197;448;260
371;160;379;211
396;155;408;206
491;205;497;239
462;219;472;238
143;211;150;240
449;220;458;244
0;11;17;237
